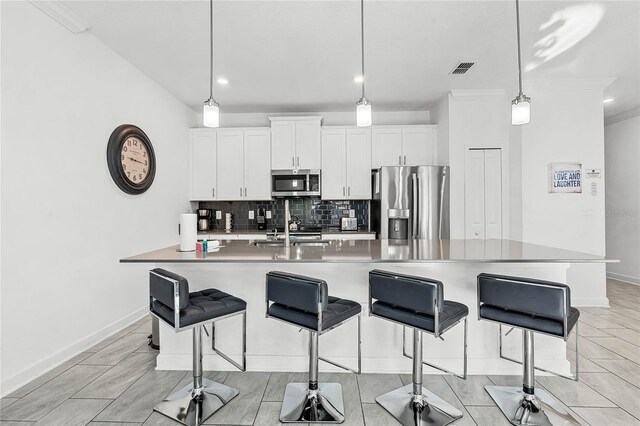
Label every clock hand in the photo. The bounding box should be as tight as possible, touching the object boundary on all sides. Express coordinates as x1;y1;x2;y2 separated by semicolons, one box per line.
127;157;145;165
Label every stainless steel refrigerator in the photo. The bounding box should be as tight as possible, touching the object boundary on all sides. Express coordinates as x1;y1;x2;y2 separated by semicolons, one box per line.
371;166;449;239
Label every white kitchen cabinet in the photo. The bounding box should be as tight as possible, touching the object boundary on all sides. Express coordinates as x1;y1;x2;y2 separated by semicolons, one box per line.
269;117;322;170
243;130;271;200
371;125;437;168
216;130;244;200
321;127;371;200
189;128;271;201
189;129;217;201
402;126;437;166
371;128;402;168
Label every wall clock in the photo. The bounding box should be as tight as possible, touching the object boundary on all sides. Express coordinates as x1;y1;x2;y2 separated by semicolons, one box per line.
107;124;156;195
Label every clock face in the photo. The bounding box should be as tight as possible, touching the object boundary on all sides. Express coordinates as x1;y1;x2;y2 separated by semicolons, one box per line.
107;124;156;195
121;136;150;184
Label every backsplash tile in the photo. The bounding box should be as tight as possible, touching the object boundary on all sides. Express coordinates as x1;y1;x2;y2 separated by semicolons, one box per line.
198;199;369;231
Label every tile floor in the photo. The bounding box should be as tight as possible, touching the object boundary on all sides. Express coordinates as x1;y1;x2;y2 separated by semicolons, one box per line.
1;279;639;425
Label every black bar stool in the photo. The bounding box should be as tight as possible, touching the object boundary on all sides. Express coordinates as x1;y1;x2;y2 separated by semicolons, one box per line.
265;271;362;423
477;273;581;426
369;269;468;426
149;268;247;426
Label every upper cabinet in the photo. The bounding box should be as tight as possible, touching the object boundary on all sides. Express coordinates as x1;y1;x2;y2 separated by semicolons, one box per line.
189;128;271;201
321;127;372;200
269;116;322;170
190;129;217;201
371;125;437;168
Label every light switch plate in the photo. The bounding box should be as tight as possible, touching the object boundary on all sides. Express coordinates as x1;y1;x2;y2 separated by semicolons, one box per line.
349;209;355;218
249;210;255;220
216;211;222;220
266;210;272;219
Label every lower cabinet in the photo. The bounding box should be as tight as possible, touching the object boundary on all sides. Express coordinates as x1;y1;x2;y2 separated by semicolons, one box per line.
321;127;372;200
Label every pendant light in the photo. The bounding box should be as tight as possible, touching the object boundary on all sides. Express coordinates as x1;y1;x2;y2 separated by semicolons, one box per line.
511;0;530;125
203;0;220;128
356;0;372;127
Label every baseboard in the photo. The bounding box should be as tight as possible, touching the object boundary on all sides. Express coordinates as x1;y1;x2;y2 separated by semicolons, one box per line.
572;297;610;308
0;306;148;398
607;272;640;286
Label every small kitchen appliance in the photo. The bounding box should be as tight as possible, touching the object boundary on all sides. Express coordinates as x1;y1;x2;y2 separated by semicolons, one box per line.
340;217;358;231
271;170;321;197
257;208;267;230
197;208;213;231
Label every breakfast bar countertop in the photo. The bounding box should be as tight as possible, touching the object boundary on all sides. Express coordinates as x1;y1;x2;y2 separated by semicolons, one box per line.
120;239;615;264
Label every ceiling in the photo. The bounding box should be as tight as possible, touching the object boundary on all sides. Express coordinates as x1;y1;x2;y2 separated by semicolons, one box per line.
60;0;640;118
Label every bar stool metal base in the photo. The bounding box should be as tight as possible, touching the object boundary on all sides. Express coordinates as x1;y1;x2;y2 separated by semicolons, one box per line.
154;378;239;426
485;386;580;426
280;383;345;423
376;384;463;426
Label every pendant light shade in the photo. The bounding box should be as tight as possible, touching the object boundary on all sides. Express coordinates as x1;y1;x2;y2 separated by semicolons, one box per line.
511;0;530;126
511;94;530;126
203;0;220;128
203;98;220;128
355;0;372;127
356;97;372;127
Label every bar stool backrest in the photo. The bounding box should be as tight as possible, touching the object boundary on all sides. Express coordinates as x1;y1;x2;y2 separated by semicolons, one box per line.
477;273;570;325
266;271;328;313
369;269;443;316
150;268;190;310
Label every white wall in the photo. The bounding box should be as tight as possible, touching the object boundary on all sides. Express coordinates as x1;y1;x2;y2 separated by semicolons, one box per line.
1;1;196;395
438;90;511;239
604;112;640;284
521;81;610;306
204;110;431;128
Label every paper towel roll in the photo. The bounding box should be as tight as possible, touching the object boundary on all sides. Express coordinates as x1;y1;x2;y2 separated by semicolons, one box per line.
179;213;197;251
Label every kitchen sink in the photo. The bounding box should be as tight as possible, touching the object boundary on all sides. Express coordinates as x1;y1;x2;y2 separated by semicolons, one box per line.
250;240;330;247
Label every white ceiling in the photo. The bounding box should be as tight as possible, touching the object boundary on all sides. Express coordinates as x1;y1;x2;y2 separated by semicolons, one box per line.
60;0;640;118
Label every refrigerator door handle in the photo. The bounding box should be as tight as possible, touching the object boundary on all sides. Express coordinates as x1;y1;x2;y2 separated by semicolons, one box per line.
438;170;446;239
412;173;419;239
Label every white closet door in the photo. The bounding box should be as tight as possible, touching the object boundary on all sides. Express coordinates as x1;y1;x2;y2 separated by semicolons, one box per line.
484;149;503;239
465;149;486;239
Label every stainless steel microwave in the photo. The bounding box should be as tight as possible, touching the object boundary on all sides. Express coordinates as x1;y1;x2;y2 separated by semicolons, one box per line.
271;169;321;197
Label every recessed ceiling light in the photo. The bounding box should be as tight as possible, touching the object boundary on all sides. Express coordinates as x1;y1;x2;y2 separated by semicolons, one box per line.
353;75;364;83
603;98;615;104
217;77;229;85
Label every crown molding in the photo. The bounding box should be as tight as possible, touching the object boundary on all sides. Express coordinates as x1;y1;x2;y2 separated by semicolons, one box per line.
29;1;90;34
524;78;617;91
605;106;640;126
450;89;507;101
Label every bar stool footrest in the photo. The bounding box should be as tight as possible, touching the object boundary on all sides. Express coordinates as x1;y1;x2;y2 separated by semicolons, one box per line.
154;378;239;426
375;384;463;426
485;385;580;426
280;382;345;423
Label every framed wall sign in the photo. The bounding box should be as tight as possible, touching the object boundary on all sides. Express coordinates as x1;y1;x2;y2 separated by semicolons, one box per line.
548;163;582;193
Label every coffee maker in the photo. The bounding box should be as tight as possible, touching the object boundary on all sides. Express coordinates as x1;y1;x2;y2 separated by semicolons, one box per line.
197;209;213;231
257;208;267;230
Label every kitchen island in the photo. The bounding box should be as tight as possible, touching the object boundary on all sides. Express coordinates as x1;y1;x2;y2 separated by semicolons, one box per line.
121;239;612;375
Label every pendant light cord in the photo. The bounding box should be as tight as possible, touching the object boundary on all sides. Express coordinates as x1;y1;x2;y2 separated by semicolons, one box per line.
209;0;214;100
515;0;523;96
360;0;365;99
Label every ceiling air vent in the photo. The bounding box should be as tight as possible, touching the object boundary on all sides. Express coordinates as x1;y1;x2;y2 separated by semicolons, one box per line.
451;62;475;75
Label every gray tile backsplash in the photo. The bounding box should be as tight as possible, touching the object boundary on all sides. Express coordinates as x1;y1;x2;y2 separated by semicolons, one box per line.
198;199;369;231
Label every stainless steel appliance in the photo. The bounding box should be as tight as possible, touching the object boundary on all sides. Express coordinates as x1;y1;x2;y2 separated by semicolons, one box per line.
197;208;213;231
341;217;357;231
257;208;267;230
372;166;449;239
271;169;321;197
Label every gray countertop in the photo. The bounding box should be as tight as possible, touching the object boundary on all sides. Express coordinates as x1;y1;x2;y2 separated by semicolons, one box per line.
120;239;615;264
